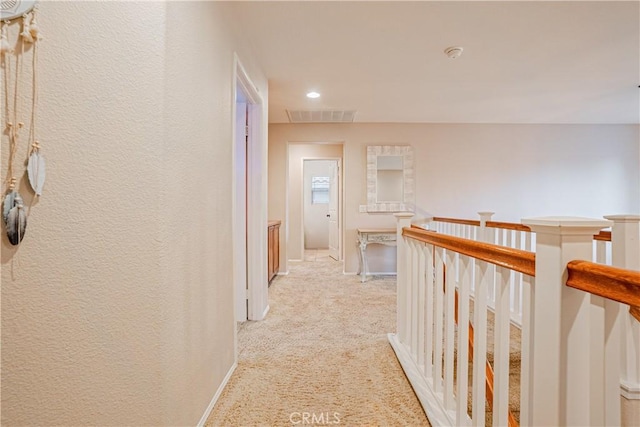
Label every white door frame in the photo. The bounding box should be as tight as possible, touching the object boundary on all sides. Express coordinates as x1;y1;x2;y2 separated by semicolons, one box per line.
300;156;343;261
232;55;268;323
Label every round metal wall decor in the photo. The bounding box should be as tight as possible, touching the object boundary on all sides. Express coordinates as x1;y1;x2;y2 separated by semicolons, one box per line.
1;0;37;21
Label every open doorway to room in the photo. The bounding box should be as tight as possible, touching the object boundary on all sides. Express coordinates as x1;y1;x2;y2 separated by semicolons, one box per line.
286;143;344;267
233;56;268;323
303;159;341;261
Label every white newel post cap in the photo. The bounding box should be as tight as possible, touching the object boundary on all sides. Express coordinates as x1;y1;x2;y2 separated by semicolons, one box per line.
477;211;495;218
394;212;415;219
603;214;640;222
521;216;612;234
394;212;415;225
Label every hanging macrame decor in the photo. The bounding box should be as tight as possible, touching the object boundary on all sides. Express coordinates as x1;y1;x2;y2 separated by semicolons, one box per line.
1;1;43;246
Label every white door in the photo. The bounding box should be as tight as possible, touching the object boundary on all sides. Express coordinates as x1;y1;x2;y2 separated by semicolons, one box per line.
233;99;248;321
234;56;268;322
328;160;340;260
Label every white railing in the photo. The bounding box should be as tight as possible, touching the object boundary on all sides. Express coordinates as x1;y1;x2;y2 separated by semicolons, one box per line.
424;213;640;402
391;213;639;426
424;213;534;326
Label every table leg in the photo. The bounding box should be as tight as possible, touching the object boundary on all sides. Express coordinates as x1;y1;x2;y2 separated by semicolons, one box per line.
359;240;368;283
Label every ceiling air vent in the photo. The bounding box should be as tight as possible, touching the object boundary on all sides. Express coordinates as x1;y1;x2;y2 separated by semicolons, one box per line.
286;110;356;124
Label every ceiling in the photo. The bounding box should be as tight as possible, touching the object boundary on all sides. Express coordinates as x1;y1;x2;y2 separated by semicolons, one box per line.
230;1;640;124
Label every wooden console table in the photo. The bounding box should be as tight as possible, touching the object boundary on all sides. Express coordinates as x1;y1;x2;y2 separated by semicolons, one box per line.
268;220;281;284
356;228;397;283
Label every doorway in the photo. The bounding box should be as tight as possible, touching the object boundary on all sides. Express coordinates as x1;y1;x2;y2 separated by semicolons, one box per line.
303;159;340;261
233;56;268;322
286;142;344;267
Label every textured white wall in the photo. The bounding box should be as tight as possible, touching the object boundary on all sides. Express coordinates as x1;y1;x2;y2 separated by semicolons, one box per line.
269;124;640;274
1;2;267;425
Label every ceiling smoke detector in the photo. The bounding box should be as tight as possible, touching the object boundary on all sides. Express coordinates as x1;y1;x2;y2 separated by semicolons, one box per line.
444;46;464;59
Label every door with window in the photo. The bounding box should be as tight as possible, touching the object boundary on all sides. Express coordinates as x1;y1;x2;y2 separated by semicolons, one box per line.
302;159;340;259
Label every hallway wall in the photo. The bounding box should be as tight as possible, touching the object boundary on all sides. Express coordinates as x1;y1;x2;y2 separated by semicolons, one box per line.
268;123;640;274
0;2;267;425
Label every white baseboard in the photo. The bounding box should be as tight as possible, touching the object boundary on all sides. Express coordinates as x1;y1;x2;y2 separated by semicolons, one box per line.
388;333;456;426
367;272;397;276
621;379;640;400
197;361;238;426
261;304;270;319
276;271;289;276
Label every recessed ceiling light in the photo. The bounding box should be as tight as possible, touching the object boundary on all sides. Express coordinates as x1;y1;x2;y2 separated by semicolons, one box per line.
306;91;321;99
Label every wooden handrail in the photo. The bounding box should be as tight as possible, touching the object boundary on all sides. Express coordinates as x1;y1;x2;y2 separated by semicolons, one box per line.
593;230;612;242
630;306;640;323
403;227;536;277
566;260;640;307
432;217;481;227
430;216;610;241
485;221;531;232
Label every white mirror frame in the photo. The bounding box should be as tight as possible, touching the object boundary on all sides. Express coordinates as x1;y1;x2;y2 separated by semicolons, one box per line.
366;145;414;212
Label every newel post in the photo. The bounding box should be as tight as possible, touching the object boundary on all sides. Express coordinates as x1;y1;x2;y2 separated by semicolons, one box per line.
395;212;414;345
521;216;612;426
605;215;640;400
478;211;494;243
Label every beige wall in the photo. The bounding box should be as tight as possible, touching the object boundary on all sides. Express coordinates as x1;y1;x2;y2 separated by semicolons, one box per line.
269;123;640;274
1;2;267;425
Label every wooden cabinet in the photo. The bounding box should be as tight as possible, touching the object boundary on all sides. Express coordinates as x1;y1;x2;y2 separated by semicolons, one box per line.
268;220;281;284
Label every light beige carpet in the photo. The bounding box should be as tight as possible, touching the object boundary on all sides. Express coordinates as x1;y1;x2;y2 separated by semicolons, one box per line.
205;252;430;426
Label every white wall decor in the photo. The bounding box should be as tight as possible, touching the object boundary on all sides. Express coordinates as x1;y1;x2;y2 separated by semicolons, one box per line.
366;145;414;213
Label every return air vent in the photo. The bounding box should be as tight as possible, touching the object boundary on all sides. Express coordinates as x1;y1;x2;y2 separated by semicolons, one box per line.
286;109;356;124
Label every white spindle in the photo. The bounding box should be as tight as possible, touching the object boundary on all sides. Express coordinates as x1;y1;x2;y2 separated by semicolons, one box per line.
404;239;415;357
416;242;426;370
472;261;489;427
433;247;445;393
519;274;534;427
444;250;456;409
456;255;472;426
425;243;435;379
595;239;607;264
493;266;512;426
506;229;513;248
410;240;419;358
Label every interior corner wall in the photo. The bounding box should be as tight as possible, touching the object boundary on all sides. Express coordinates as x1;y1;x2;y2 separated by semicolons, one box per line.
1;2;268;426
268;123;640;275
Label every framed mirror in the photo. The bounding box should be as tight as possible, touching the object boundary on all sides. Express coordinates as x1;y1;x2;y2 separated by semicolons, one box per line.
366;145;414;212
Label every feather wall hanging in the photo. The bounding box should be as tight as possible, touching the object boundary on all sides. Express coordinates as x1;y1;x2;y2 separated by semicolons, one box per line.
1;2;43;246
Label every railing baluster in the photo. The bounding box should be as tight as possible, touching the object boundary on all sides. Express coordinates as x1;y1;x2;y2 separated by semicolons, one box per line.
405;237;413;346
425;243;435;379
434;247;445;393
493;266;511;427
417;242;426;371
410;240;419;358
472;260;489;427
456;255;472;426
520;275;533;427
444;250;456;409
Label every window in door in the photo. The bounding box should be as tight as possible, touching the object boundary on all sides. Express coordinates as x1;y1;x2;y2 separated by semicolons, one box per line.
311;176;330;204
